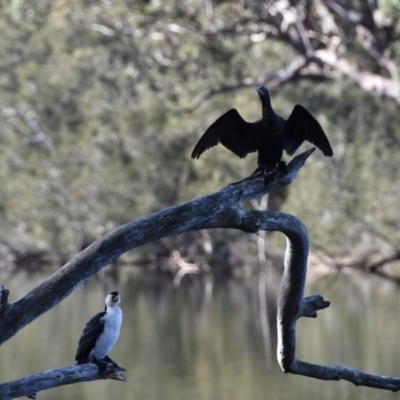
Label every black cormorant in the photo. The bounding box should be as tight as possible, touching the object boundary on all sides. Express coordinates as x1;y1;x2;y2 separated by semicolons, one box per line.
191;86;333;184
75;291;122;372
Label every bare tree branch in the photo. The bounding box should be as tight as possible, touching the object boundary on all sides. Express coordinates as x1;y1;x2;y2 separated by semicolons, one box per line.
2;147;400;396
332;251;400;283
0;148;316;347
0;363;126;400
177;56;329;113
0;149;314;397
314;50;400;100
176;0;400;110
292;359;400;391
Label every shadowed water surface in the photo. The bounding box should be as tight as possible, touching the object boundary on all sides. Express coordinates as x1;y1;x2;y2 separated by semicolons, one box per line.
1;269;400;400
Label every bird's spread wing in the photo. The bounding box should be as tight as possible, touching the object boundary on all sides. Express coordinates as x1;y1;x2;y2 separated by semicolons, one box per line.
283;105;333;156
191;109;258;159
75;312;105;363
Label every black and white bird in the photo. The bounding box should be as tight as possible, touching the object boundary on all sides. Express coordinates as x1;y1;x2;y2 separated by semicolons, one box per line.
75;291;123;371
191;86;333;185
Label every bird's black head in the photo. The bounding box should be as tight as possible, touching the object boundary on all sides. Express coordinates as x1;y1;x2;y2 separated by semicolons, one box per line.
256;86;271;108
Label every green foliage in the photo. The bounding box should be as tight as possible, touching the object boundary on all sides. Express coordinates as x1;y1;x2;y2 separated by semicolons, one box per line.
0;0;398;268
282;82;400;257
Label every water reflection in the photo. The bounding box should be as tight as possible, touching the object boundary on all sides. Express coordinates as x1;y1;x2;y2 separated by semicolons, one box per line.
1;269;400;400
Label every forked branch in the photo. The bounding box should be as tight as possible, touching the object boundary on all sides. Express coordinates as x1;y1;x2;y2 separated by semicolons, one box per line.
1;148;399;398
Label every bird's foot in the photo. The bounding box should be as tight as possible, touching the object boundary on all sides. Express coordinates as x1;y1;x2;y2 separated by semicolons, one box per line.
91;356;127;380
263;170;278;186
277;161;288;174
103;355;125;371
92;357;109;375
263;161;288;184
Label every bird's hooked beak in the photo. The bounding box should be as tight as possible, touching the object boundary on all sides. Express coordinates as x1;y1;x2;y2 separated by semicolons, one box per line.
107;291;120;306
111;293;120;304
256;86;269;98
256;86;271;107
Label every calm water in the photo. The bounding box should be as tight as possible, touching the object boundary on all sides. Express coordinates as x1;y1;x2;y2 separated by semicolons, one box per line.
1;269;400;400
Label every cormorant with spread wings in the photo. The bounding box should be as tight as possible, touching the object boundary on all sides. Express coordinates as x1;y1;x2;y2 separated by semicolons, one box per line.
191;86;333;184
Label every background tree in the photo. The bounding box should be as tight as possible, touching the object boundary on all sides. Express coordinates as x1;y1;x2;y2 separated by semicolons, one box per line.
0;0;398;274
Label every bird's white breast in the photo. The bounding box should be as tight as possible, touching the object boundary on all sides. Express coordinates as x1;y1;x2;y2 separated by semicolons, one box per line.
91;306;122;360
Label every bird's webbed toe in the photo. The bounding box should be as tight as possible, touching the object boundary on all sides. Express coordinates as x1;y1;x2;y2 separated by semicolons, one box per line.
277;161;288;174
263;170;278;186
103;355;119;368
92;356;109;375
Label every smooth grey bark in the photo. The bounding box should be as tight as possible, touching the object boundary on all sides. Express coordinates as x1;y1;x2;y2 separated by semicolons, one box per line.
0;148;316;347
0;363;126;400
1;147;400;398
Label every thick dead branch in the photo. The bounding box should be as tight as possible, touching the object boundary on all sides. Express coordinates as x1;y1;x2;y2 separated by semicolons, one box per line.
265;211;400;391
1;147;400;396
0;149;314;397
0;363;126;400
290;360;400;391
0;148;315;346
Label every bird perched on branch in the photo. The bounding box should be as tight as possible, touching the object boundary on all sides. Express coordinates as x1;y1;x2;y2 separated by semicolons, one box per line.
75;291;123;373
191;86;333;185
